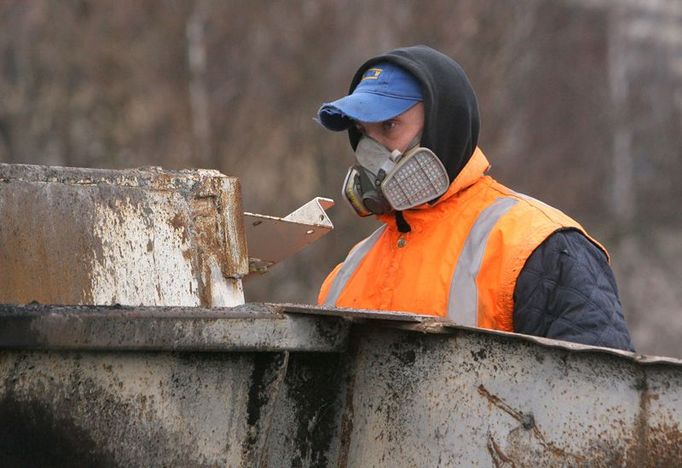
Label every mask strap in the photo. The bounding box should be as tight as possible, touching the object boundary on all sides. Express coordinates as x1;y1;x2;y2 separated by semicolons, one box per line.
395;211;411;233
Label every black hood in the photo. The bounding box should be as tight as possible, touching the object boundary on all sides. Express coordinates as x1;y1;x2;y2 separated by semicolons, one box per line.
347;45;480;183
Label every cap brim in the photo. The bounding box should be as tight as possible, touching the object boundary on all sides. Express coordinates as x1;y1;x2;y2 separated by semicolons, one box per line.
317;92;420;131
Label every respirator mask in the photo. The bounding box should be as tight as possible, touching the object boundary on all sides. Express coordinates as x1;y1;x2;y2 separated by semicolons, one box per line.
342;135;450;217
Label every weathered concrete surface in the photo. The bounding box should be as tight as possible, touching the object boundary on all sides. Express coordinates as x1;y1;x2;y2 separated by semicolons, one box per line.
0;304;681;467
0;163;248;307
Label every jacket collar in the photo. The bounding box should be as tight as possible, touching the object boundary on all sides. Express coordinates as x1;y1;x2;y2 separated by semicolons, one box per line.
378;147;490;228
433;147;490;205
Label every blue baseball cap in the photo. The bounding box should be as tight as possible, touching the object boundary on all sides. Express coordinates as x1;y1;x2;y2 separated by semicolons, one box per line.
317;62;423;131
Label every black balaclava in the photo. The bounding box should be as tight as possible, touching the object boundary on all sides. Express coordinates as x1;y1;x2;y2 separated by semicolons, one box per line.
347;45;480;184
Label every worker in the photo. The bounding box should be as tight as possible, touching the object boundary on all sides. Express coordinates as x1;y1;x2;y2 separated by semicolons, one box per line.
316;45;634;351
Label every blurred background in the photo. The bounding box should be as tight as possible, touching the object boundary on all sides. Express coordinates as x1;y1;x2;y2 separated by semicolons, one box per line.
0;0;680;356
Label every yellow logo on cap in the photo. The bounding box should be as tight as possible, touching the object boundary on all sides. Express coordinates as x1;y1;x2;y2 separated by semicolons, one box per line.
361;68;382;80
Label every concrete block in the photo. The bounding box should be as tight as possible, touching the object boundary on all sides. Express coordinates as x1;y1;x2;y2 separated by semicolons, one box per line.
0;163;248;307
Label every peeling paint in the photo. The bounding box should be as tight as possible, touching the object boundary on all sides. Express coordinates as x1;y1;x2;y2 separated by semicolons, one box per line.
208;257;244;307
91;196;199;306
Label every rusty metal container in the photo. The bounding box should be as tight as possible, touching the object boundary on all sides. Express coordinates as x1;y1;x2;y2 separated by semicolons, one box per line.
0;304;681;466
0;162;680;466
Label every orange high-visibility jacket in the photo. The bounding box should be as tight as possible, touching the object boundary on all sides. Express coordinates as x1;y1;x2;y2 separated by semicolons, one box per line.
318;148;607;331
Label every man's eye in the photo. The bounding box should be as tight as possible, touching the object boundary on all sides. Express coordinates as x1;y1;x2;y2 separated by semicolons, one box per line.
382;121;397;131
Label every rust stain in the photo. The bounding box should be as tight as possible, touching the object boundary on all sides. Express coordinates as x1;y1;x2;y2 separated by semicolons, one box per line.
477;384;585;463
187;177;248;306
630;375;650;467
625;372;682;466
477;384;524;422
149;171;174;191
487;434;516;468
0;184;96;305
218;178;248;275
635;423;682;466
169;213;189;243
170;213;185;230
189;192;222;307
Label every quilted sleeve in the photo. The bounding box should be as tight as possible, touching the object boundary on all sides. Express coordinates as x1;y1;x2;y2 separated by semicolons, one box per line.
513;230;635;352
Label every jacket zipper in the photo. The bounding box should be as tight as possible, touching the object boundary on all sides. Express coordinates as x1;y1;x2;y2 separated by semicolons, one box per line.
380;230;408;309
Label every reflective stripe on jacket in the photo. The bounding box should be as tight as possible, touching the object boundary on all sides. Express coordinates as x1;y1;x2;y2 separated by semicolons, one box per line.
318;148;607;332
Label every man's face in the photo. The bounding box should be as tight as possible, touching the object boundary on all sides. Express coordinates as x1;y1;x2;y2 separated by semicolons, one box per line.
355;102;424;153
